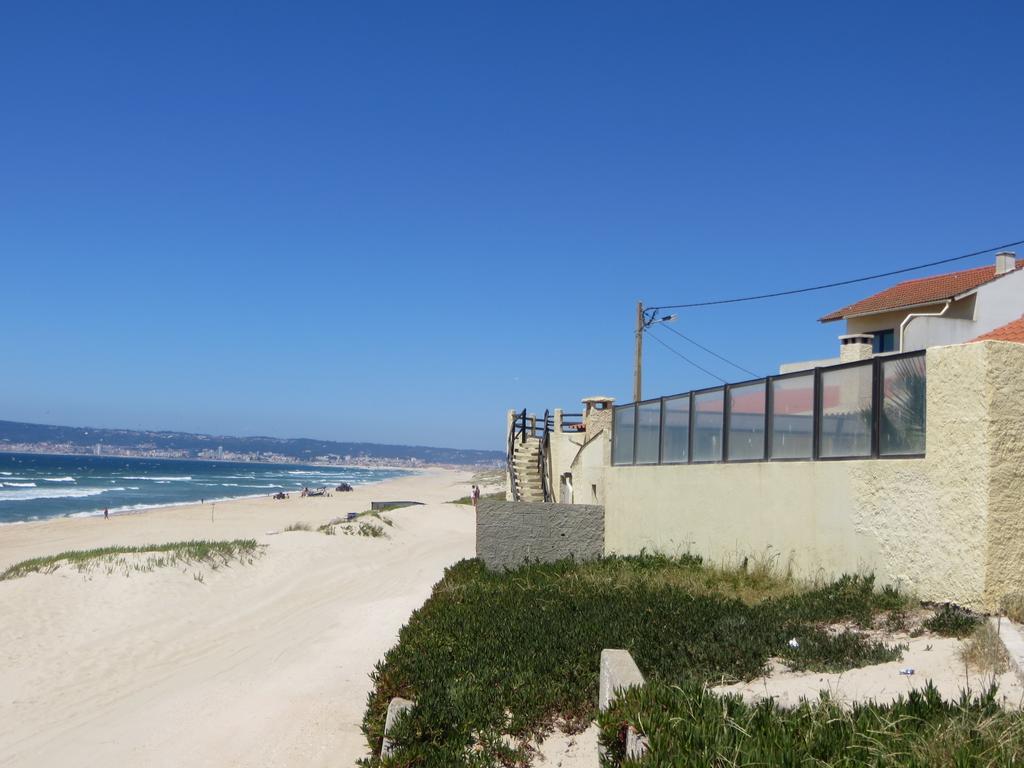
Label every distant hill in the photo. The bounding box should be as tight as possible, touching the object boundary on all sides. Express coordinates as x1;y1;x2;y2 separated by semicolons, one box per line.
0;419;504;467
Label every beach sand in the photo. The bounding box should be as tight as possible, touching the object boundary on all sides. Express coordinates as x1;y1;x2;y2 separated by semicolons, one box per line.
0;468;478;768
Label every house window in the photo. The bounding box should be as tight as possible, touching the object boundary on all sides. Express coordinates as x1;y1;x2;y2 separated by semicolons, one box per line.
870;329;896;354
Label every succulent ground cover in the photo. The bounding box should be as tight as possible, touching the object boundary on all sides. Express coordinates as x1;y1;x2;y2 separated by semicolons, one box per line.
598;680;1024;767
361;554;916;766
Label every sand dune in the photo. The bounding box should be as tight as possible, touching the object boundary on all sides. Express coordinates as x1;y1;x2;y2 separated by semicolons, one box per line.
0;468;477;767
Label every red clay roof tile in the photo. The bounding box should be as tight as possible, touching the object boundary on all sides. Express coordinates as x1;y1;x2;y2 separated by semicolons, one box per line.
820;263;1023;323
973;315;1024;344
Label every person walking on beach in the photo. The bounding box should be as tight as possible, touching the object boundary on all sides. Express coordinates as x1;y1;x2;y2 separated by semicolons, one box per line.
471;485;481;508
104;508;109;520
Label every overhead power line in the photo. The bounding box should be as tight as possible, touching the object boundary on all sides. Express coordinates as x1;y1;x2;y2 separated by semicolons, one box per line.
645;327;727;384
658;323;759;379
648;238;1024;311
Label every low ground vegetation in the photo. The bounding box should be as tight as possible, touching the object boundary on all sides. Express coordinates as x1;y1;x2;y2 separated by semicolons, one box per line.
599;681;1024;767
0;540;262;581
961;620;1010;675
450;491;505;506
361;554;922;766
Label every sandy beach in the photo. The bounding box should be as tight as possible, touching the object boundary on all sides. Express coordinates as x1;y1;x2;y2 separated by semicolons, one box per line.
0;468;478;767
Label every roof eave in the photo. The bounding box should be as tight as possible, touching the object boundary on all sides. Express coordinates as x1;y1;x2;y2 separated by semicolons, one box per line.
819;298;957;324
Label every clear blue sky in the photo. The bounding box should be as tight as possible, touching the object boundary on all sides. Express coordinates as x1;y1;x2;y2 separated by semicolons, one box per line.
2;2;1021;450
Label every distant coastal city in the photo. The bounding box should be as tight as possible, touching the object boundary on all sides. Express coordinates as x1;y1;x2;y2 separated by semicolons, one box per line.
0;419;504;470
0;440;431;469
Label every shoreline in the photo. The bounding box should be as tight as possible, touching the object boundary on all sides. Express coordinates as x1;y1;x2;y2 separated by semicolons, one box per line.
0;467;426;528
0;467;478;766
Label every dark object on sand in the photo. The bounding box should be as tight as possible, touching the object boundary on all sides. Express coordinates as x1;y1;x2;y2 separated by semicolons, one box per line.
336;483;353;492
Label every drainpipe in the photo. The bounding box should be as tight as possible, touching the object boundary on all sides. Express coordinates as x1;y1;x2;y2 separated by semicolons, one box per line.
899;300;951;352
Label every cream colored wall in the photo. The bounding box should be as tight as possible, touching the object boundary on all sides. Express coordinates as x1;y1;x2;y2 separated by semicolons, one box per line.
571;429;610;505
604;341;1024;610
845;306;947;338
548;427;585;503
982;341;1024;608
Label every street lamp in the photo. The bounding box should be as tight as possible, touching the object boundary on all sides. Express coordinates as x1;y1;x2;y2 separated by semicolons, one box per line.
634;302;677;402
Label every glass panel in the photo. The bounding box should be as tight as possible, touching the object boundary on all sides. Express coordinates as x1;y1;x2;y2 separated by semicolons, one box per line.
770;374;814;459
880;355;926;455
692;389;724;462
727;382;766;460
635;401;662;465
612;405;636;465
819;363;873;458
661;394;690;463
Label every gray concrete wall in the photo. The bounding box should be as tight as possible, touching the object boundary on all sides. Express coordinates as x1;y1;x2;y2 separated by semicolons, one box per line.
476;499;604;570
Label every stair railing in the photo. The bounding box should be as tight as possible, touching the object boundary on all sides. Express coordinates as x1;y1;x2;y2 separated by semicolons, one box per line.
507;408;555;502
507;409;526;501
539;409;553;503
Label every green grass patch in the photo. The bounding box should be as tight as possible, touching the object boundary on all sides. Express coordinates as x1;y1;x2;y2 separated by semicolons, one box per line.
1;539;263;581
360;555;908;766
599;680;1024;767
283;521;313;532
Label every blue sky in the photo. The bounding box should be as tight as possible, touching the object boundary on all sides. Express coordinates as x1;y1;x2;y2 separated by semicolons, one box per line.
2;2;1022;450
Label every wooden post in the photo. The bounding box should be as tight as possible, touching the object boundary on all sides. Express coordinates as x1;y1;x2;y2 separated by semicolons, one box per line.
633;301;644;402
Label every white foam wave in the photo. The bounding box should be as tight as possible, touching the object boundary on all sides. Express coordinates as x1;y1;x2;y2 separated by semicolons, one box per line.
42;476;75;482
221;483;282;489
3;482;37;488
0;471;11;476
122;476;193;481
0;487;125;501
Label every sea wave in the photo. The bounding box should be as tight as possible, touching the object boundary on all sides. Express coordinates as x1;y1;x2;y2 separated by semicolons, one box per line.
62;492;274;520
221;483;283;489
3;482;37;488
0;487;125;502
122;475;193;481
42;476;76;482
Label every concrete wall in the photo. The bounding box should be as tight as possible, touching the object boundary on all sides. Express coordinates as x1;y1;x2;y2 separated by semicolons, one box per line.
476;499;604;571
570;430;610;505
604;341;1024;611
548;425;586;503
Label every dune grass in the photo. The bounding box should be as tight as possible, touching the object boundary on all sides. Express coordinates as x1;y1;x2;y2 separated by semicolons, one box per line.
0;539;263;581
449;492;504;506
283;522;313;532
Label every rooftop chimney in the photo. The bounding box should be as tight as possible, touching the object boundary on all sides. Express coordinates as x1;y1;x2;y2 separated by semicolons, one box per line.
995;251;1017;275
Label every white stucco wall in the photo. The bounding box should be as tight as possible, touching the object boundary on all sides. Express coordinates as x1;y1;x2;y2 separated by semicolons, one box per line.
604;341;1024;610
904;269;1024;350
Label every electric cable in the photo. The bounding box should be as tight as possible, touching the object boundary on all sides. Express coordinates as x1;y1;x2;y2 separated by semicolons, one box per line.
645;327;728;384
648;238;1024;311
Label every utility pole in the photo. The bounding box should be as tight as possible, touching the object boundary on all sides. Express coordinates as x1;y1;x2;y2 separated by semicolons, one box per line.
633;301;644;402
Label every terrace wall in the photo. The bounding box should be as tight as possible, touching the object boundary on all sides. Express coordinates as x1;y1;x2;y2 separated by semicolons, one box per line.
476;499;604;571
604;341;1024;611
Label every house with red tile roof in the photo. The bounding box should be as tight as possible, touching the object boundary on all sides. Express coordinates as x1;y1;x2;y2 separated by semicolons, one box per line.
783;251;1024;372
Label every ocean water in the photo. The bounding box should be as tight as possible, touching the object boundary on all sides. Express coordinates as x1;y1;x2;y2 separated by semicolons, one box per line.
0;453;411;525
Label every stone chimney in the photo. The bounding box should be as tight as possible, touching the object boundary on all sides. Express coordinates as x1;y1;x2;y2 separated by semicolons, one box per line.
581;396;614;434
995;251;1017;275
839;333;874;363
